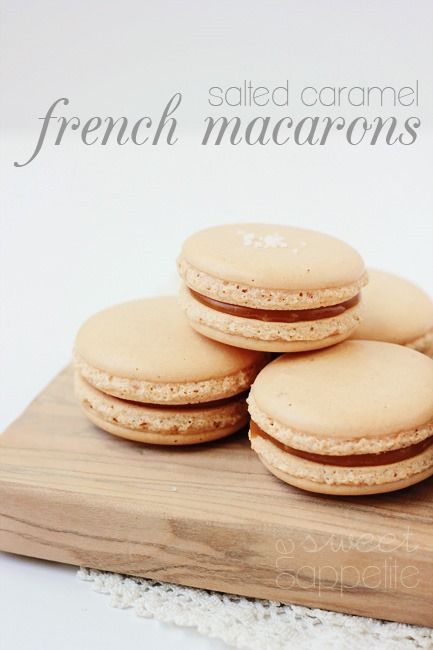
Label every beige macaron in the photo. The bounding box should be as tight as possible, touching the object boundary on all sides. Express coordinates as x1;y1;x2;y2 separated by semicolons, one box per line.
74;296;269;445
248;340;433;495
178;224;368;352
351;269;433;357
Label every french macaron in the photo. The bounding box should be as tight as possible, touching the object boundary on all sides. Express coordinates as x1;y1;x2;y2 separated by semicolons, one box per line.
248;340;433;495
178;224;368;352
351;269;433;357
74;296;269;445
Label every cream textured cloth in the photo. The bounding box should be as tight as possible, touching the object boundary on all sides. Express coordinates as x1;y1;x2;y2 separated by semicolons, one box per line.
78;569;433;649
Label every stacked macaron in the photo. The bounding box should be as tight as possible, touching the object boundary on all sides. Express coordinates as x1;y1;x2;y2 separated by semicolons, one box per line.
74;297;268;445
74;222;433;495
350;269;433;357
178;224;368;352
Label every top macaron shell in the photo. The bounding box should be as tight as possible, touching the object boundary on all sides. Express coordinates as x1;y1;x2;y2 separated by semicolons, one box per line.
178;223;366;308
248;340;433;446
74;296;268;404
351;269;433;348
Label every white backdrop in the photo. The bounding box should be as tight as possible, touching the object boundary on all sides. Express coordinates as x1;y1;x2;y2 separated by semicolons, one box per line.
1;2;433;649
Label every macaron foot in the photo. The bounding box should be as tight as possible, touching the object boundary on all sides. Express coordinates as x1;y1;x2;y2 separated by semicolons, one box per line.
259;455;433;496
187;317;357;353
80;400;245;445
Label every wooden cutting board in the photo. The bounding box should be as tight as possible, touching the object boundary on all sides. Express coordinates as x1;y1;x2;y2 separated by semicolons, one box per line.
0;367;432;627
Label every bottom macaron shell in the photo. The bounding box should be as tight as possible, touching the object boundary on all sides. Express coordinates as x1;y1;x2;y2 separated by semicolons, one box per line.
251;435;433;496
259;456;433;496
75;373;249;445
81;400;246;445
180;285;361;353
188;319;355;353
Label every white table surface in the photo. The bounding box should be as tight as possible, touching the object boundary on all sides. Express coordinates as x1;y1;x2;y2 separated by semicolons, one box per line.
1;1;432;648
0;554;229;650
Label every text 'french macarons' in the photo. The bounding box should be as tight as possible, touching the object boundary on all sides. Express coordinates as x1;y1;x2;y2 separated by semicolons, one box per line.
178;224;368;352
248;340;433;495
73;296;269;445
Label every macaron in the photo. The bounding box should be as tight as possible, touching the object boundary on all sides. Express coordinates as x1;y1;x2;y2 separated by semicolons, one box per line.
74;296;269;445
178;224;368;352
351;269;433;357
248;340;433;495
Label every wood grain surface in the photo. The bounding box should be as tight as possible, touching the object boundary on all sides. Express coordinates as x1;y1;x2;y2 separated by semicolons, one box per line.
0;367;432;627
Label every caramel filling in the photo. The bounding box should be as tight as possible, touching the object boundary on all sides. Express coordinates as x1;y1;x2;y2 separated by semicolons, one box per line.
250;422;433;467
190;290;360;323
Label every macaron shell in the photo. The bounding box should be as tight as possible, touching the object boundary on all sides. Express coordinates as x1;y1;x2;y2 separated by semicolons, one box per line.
184;312;356;353
259;454;433;496
352;269;433;345
75;351;266;404
75;296;266;384
186;313;357;353
180;224;365;291
180;284;361;353
76;373;248;445
179;258;367;310
250;341;433;441
82;405;244;445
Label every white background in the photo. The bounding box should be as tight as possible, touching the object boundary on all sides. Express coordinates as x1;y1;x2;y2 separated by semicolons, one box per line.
1;1;432;649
